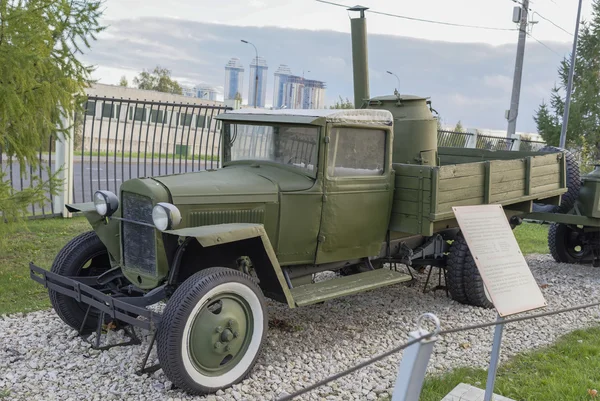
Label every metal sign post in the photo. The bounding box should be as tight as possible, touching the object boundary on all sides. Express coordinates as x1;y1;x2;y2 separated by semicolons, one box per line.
484;315;504;401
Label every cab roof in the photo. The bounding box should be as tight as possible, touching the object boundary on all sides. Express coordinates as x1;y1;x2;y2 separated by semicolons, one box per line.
215;108;393;126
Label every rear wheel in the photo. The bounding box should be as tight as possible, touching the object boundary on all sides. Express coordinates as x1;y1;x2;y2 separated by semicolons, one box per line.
548;223;594;264
157;267;268;395
463;254;494;309
446;234;469;304
49;231;113;333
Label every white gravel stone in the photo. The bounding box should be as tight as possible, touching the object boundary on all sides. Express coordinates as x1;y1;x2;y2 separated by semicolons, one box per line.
1;255;599;401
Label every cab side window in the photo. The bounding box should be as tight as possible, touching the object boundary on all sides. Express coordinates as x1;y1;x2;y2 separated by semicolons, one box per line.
327;128;386;177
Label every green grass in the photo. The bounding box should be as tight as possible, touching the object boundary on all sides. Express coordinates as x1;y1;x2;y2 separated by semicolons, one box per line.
72;150;220;162
513;221;549;255
421;327;600;401
0;217;89;315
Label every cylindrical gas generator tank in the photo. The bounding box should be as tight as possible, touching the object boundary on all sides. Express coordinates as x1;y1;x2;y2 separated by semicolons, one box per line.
366;94;438;166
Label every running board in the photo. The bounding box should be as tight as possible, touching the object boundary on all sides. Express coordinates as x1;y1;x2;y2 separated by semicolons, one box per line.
290;268;412;307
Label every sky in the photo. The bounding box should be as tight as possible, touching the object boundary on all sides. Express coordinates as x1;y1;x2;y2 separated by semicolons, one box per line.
83;0;594;133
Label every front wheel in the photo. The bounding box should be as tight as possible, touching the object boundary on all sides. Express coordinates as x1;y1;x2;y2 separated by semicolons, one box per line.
157;267;268;395
49;231;113;333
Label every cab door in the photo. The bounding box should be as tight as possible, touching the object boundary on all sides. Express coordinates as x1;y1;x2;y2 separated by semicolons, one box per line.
315;125;394;264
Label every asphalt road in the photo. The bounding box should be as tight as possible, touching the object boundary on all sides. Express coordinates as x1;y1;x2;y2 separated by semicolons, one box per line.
2;157;215;216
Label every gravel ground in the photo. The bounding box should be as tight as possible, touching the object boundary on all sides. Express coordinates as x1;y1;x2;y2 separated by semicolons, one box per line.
1;254;600;401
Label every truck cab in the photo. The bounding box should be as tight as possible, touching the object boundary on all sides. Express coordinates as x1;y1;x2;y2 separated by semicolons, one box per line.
216;108;394;266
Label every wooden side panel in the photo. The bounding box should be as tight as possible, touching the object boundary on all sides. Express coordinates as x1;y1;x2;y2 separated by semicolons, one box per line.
390;152;566;230
439;163;485;179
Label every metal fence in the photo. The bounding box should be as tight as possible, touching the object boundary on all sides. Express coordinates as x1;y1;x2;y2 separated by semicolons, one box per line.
437;130;472;148
0;137;59;219
476;134;516;151
437;130;525;151
518;138;546;152
72;97;231;204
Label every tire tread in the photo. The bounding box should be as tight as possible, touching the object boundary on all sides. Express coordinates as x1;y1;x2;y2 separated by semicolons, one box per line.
463;254;494;309
446;234;469;304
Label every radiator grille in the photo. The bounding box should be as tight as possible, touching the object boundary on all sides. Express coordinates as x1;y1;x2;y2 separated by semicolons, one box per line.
122;192;156;275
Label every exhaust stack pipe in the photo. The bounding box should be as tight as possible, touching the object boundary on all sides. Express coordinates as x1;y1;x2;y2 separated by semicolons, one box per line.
348;5;370;108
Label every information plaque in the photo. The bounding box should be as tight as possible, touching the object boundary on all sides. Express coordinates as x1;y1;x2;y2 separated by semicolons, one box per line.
452;205;547;317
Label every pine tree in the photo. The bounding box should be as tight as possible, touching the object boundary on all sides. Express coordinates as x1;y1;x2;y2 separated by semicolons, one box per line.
0;0;104;221
534;0;600;161
119;76;128;87
454;120;465;133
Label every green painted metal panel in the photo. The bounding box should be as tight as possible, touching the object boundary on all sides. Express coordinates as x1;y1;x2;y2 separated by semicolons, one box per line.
525;212;600;227
579;165;600;219
290;268;412;307
277;191;323;265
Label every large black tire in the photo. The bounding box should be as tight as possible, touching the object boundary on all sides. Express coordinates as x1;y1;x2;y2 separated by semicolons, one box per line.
533;146;580;213
446;234;469;304
49;231;112;333
548;222;594;264
463;254;494;309
157;267;268;395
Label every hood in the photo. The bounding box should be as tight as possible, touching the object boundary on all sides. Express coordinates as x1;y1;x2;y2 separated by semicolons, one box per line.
152;164;315;205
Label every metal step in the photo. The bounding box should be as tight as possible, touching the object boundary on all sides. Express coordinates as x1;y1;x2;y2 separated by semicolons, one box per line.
290;268;412;307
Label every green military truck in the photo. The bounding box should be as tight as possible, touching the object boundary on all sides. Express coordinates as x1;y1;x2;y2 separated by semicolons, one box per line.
30;101;571;395
28;6;598;396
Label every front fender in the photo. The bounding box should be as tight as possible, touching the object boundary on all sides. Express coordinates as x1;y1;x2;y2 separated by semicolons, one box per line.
165;223;295;308
65;202;121;265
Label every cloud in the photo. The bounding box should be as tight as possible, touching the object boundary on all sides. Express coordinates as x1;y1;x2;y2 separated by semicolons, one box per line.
82;17;570;132
482;74;513;92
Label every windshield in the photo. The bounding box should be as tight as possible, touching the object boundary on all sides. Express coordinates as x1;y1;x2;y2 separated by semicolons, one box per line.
223;123;319;177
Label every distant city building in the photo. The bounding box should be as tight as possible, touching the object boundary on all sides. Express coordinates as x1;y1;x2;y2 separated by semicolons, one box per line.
302;79;326;109
278;74;326;110
248;57;268;108
196;84;219;101
273;64;293;109
224;58;244;101
182;85;196;98
182;84;220;101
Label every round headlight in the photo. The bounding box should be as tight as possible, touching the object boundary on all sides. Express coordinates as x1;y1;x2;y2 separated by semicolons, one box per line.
152;203;182;231
94;190;118;217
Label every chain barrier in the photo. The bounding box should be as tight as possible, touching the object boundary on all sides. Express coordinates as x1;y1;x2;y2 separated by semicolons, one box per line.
276;299;600;401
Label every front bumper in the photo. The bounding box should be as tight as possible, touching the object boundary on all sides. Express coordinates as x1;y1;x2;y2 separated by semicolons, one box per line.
29;263;162;330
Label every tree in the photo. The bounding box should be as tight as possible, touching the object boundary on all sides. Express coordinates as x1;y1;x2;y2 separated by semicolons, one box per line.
119;75;128;87
533;0;600;162
329;96;353;109
454;120;465;133
133;66;183;95
0;0;104;222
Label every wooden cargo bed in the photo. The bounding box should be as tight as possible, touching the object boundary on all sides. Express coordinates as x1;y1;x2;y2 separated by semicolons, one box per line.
390;151;567;236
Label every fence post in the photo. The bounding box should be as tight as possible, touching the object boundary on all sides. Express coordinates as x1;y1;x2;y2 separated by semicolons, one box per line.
511;134;521;151
391;313;440;401
466;131;478;149
53;111;74;218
